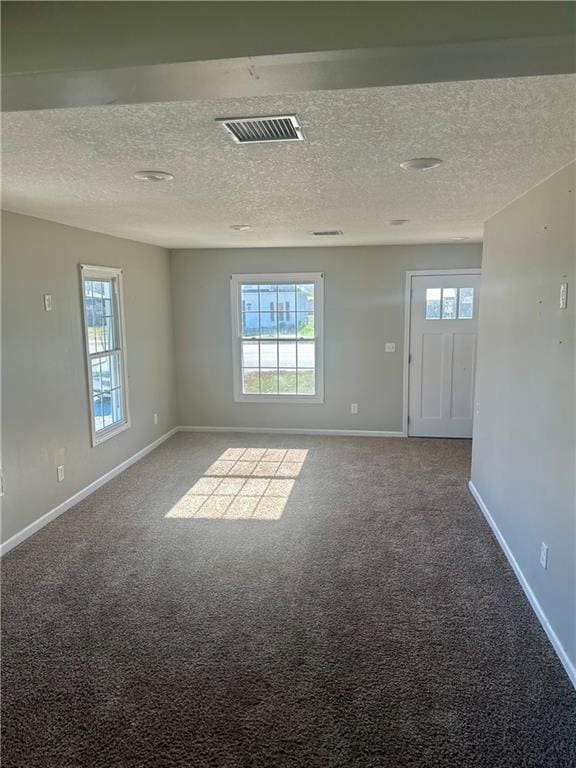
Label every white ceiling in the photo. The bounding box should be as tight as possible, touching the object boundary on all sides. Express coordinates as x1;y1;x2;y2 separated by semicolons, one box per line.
3;74;575;248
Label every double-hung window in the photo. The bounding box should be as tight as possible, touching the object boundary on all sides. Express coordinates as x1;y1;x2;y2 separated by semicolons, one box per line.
230;272;324;403
81;265;130;445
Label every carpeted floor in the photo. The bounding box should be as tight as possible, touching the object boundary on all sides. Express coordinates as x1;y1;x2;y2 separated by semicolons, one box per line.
2;433;575;767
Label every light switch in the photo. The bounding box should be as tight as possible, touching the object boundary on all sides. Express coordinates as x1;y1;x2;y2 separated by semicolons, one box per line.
44;294;53;311
385;342;396;353
560;283;568;310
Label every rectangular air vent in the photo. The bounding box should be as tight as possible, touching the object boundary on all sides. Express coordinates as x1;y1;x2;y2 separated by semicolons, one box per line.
312;230;343;237
217;115;304;144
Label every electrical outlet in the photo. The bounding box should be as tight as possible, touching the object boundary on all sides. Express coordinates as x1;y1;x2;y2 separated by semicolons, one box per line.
44;294;53;312
540;542;548;570
153;413;159;425
57;465;65;483
351;403;359;415
385;342;396;353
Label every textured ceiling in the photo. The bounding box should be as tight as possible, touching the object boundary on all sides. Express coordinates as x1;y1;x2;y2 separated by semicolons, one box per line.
3;75;575;248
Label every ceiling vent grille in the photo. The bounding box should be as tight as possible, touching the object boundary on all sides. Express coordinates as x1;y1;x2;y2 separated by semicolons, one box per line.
217;115;304;144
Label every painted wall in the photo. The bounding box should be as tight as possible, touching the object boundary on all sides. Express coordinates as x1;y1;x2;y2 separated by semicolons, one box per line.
1;212;177;544
471;162;576;672
171;244;482;432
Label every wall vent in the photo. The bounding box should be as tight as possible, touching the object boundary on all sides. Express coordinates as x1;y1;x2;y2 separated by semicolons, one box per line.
311;230;343;237
217;115;304;144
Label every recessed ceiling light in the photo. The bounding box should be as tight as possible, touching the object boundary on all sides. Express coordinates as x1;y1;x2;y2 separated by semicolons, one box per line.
134;170;174;182
452;236;471;241
389;219;409;226
400;157;443;171
230;224;252;232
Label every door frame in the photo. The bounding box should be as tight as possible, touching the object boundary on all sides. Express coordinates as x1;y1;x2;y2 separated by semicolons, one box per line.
402;268;482;437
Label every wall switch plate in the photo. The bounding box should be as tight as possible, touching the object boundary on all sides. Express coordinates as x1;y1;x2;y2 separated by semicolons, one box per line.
559;283;568;309
153;413;159;425
540;542;548;570
44;294;53;311
385;342;396;353
351;403;359;415
57;465;65;483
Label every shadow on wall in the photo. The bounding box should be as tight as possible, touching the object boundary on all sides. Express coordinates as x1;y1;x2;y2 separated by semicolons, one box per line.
164;448;309;521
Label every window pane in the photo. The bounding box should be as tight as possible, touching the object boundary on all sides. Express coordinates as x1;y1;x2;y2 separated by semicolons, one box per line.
241;341;259;368
100;356;111;391
259;369;279;394
298;283;315;307
297;312;314;337
102;393;113;428
259;311;278;338
242;369;260;394
241;284;260;312
259;284;277;313
93;395;104;431
278;341;297;368
85;278;117;352
91;353;124;432
458;287;474;319
278;309;297;338
110;354;122;391
91;358;103;394
297;340;315;369
425;288;441;319
111;387;124;424
297;369;315;395
242;313;260;337
442;288;457;319
259;341;278;368
279;370;297;394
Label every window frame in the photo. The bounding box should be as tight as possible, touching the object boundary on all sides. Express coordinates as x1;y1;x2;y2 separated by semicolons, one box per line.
80;264;131;446
230;272;324;404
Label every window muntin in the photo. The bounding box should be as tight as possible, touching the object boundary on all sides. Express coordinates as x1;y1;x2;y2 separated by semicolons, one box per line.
426;287;475;320
81;266;130;445
231;274;323;402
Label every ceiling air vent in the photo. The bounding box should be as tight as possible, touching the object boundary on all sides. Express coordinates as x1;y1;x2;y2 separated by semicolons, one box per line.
311;230;343;237
217;115;304;144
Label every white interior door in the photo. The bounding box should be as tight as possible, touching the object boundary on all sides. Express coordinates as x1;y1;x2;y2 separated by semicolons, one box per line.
408;272;480;438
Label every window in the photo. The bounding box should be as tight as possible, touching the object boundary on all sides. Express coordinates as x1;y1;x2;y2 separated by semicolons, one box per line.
230;273;324;403
81;265;130;445
426;287;475;320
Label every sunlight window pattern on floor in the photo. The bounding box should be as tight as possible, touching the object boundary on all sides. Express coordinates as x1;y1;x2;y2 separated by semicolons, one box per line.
165;448;308;520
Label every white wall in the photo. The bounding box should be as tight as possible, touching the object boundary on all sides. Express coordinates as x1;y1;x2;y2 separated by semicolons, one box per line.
471;162;576;676
1;212;177;545
171;244;482;432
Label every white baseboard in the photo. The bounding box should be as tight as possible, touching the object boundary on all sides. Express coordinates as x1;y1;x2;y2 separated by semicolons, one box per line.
0;428;179;557
179;426;406;437
468;480;576;690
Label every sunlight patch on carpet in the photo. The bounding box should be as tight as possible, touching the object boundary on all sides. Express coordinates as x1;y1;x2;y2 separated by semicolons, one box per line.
165;448;308;520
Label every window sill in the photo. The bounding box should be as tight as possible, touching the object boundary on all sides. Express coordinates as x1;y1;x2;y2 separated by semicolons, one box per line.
92;420;130;447
234;394;324;404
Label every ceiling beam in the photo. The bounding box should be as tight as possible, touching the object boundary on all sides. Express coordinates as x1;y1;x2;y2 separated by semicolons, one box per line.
3;34;575;113
3;1;574;76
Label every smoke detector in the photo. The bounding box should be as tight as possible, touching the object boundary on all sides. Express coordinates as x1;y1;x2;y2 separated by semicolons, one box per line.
217;115;304;144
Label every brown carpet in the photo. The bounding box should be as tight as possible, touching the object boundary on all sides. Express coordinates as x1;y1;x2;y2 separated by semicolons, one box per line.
2;433;575;767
